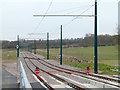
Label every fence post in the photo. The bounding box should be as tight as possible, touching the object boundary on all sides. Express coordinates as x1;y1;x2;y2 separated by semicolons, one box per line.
20;61;31;88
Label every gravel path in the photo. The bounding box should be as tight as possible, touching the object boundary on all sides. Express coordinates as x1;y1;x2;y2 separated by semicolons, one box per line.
2;60;19;81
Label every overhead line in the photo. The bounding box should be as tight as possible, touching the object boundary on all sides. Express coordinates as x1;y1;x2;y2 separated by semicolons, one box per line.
72;0;101;21
28;33;46;35
33;15;94;17
72;4;95;19
63;3;96;27
33;0;53;32
27;0;54;39
47;5;92;14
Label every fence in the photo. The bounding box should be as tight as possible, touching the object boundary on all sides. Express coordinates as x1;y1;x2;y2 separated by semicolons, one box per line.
20;61;31;89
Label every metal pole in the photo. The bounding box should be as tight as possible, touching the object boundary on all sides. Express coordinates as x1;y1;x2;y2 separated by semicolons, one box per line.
23;39;25;51
28;44;30;52
17;35;19;57
29;44;32;53
118;1;120;80
22;43;23;51
47;32;49;60
34;40;36;54
17;35;19;71
94;0;98;74
60;25;62;65
28;44;29;52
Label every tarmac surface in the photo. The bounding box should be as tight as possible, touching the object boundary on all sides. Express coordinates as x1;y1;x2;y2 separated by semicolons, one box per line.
2;68;18;88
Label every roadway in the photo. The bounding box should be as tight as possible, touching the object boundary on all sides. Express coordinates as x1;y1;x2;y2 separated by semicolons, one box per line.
2;68;18;89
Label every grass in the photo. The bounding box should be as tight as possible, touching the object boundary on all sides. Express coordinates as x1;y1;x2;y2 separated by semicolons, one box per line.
2;49;17;60
36;46;118;75
2;46;118;75
63;62;118;75
36;50;58;61
48;46;118;65
50;46;118;60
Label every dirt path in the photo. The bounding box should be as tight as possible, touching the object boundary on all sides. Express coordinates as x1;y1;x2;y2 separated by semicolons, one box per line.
2;59;20;82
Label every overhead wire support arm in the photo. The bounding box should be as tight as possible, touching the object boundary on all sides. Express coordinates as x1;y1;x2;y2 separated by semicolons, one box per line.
33;14;95;17
28;33;46;35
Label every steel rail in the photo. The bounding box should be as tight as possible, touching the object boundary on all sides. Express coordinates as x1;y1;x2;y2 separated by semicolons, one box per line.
25;53;120;83
24;55;120;88
24;57;84;90
22;52;120;88
21;53;54;90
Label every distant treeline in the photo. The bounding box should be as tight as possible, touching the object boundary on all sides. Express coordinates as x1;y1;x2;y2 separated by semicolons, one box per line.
1;34;118;49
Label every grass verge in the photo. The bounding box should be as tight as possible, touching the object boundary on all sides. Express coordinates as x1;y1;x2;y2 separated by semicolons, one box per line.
36;46;118;75
2;49;17;60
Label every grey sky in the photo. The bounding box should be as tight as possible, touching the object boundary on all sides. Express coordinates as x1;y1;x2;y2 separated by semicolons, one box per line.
0;0;119;41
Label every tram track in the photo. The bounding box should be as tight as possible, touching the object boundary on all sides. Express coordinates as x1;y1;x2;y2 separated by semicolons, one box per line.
28;53;120;83
21;52;120;89
22;52;85;90
23;52;120;88
21;53;54;90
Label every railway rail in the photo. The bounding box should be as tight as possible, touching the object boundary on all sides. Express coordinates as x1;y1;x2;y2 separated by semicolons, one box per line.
28;53;120;83
22;53;85;89
21;53;54;90
21;52;119;89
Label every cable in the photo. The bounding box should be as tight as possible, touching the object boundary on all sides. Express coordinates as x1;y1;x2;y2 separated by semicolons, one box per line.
72;4;95;21
66;5;93;14
27;0;53;39
63;0;101;28
71;0;101;22
27;0;101;40
63;4;95;28
47;5;91;14
34;0;53;33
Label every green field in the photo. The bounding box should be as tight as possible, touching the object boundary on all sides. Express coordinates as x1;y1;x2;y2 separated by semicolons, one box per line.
38;46;118;65
2;49;17;60
2;46;118;75
36;46;118;75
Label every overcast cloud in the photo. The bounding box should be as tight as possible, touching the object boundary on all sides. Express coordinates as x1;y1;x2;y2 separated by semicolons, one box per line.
0;0;119;41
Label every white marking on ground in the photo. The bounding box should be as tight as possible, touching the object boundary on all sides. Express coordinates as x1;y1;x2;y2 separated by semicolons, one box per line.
55;74;83;85
71;74;118;87
32;74;47;89
71;74;119;88
50;85;69;88
49;76;72;88
55;74;97;88
40;76;48;82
